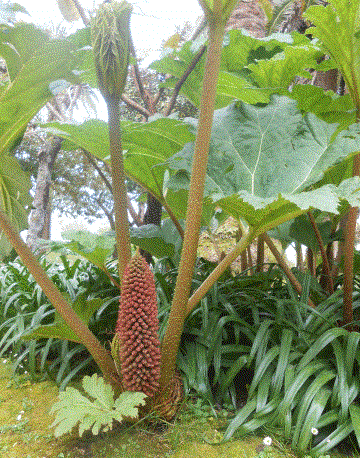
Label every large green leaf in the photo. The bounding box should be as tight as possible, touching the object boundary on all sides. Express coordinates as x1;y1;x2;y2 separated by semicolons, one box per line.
0;25;79;153
0;155;31;258
66;26;97;88
0;23;48;81
248;45;318;90
304;0;360;104
221;29;300;73
150;40;207;108
151;30;316;108
43;117;195;216
0;23;80;260
167;96;360;232
129;219;183;259
169;96;360;197
61;229;115;269
288;84;356;129
23;294;104;343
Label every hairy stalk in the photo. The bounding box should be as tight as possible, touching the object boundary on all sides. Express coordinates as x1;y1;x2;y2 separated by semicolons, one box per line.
91;1;132;280
121;93;151;118
256;234;265;272
343;207;357;328
162;202;184;238
263;233;315;308
295;242;304;271
306;247;316;277
186;228;257;315
164;44;207;116
342;126;360;327
107;99;132;280
247;246;254;273
240;239;248;271
159;14;226;390
307;211;334;294
0;210;119;387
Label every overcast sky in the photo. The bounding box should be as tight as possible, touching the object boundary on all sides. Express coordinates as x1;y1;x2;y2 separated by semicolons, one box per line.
19;0;203;61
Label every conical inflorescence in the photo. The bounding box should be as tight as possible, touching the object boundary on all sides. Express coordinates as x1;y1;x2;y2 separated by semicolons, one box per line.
116;255;161;397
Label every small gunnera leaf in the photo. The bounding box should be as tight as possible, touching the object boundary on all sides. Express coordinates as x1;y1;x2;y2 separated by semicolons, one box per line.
50;374;147;437
113;391;148;421
82;374;114;410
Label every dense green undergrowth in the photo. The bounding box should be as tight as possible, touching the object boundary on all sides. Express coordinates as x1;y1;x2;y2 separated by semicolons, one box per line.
1;256;360;456
0;357;349;458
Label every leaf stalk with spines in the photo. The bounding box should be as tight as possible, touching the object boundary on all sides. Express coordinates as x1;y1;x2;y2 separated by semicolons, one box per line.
0;210;119;389
91;1;133;280
307;211;334;295
107;98;132;281
159;0;237;391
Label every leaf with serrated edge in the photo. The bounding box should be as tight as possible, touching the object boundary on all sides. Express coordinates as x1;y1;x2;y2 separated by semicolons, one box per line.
50;374;147;437
305;0;360;103
167;96;360;232
82;374;114;410
113;391;147;421
42;117;194;212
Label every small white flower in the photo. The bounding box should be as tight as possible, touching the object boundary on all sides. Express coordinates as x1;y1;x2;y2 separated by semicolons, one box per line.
16;414;22;421
20;410;24;414
263;436;272;446
3;359;7;364
24;371;28;375
326;438;331;443
311;427;319;435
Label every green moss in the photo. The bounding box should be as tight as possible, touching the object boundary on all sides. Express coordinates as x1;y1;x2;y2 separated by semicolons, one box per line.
0;358;348;458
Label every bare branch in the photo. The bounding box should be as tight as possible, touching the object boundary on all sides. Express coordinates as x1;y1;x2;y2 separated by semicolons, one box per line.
129;38;153;112
164;44;206;116
82;149;113;193
121;93;152;118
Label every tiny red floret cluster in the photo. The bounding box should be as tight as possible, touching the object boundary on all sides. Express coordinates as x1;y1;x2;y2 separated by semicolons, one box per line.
116;255;161;397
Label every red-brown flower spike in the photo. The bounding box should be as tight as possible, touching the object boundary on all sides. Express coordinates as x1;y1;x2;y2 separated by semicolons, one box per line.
116;255;160;397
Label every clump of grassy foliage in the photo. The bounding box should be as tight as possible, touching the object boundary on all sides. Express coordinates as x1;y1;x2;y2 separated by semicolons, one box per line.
0;255;120;388
2;255;360;455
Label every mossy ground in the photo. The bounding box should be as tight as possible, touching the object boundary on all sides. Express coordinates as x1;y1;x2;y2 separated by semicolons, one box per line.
0;358;341;458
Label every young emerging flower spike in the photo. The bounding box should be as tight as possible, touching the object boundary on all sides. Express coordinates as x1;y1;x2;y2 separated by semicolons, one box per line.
115;255;161;397
91;1;132;101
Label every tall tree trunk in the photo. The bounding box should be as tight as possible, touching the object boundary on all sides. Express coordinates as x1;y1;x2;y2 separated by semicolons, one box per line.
26;136;61;252
40;197;52;240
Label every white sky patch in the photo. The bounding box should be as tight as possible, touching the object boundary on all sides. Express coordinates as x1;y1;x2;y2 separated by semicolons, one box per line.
18;0;203;63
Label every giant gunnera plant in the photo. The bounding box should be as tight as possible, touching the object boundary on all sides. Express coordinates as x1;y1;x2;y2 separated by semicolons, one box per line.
0;0;237;436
